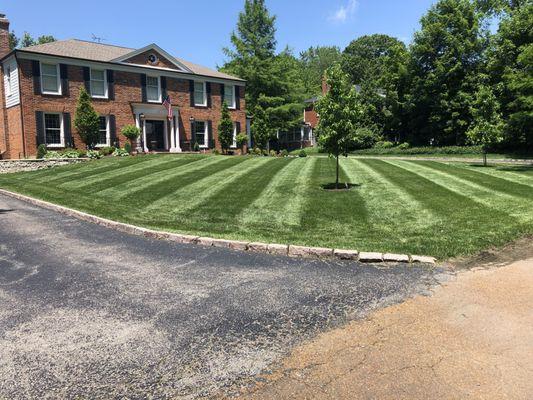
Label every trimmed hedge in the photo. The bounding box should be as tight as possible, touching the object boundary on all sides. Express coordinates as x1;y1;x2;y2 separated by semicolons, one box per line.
351;145;484;156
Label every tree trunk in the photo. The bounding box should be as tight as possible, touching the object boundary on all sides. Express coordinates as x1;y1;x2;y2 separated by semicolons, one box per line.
483;151;487;167
336;155;340;189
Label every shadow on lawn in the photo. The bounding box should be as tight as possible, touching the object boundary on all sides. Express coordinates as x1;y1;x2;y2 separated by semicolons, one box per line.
321;183;361;191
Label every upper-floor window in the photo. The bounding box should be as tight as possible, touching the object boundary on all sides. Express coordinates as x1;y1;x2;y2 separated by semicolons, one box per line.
90;69;107;98
194;81;206;106
224;85;235;109
6;66;11;97
146;76;161;102
97;116;109;147
44;113;64;147
41;63;61;95
194;120;208;148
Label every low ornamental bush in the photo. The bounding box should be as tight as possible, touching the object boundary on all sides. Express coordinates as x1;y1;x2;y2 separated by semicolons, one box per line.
37;144;47;159
99;146;116;156
43;151;62;159
61;148;82;158
299;149;307;157
112;148;130;157
86;150;102;159
280;149;289;157
374;140;394;149
269;150;277;157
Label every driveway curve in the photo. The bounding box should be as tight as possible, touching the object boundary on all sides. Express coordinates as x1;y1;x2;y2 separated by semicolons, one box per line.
0;193;441;399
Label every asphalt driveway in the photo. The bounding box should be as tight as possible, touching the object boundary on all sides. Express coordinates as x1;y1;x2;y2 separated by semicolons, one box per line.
0;193;442;399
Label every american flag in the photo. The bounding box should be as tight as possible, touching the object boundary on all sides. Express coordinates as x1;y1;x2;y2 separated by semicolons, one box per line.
162;95;173;120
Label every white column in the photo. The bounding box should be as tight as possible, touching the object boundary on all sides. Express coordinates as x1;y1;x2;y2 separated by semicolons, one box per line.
142;119;148;153
169;118;176;151
175;114;182;152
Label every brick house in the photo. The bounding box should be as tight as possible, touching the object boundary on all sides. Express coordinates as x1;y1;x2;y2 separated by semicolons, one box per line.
0;15;246;159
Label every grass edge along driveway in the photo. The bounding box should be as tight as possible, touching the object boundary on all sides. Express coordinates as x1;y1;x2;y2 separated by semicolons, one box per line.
0;154;532;260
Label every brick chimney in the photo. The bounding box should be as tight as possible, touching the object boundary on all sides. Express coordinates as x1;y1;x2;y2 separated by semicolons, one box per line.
0;14;10;59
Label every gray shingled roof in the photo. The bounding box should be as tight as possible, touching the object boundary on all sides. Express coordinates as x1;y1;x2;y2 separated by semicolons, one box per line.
19;39;243;81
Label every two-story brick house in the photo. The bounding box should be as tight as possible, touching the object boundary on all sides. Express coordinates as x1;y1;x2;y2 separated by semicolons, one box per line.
0;15;246;159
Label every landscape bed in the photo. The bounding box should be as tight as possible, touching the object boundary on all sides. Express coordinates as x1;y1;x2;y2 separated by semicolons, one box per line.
0;154;532;259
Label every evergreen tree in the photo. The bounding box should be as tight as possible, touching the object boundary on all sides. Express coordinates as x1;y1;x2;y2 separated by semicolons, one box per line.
315;64;363;189
74;87;100;149
466;85;505;165
218;102;234;154
406;0;486;146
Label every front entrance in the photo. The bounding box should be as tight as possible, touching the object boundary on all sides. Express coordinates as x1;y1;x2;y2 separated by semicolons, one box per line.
145;120;166;151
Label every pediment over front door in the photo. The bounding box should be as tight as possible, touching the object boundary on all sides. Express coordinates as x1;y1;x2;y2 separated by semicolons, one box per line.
112;44;192;72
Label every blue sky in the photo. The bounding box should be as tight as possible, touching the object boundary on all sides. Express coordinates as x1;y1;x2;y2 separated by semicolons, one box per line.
3;0;436;69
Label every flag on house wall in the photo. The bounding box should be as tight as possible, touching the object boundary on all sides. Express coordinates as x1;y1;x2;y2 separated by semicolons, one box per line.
162;95;173;120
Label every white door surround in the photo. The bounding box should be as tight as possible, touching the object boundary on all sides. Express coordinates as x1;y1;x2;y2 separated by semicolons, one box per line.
132;103;181;153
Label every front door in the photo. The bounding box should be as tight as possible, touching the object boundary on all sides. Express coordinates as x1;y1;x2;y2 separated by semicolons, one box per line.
145;120;165;151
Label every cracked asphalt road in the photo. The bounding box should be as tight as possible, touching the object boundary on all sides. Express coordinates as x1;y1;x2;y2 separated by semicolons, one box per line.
0;193;441;399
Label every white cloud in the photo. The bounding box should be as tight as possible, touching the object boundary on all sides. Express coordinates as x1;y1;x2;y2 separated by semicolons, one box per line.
329;0;358;23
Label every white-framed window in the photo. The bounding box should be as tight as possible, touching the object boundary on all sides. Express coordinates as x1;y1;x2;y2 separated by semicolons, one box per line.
6;66;11;97
43;113;64;147
194;81;206;106
194;120;208;148
224;84;236;109
97;116;110;147
231;122;237;148
40;62;61;95
146;76;161;102
90;68;107;98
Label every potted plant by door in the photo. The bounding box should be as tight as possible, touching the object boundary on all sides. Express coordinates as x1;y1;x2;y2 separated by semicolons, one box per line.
121;125;141;154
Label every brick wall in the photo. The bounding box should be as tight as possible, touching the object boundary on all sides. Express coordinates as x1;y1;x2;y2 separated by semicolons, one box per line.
5;105;24;159
15;59;246;158
304;105;318;129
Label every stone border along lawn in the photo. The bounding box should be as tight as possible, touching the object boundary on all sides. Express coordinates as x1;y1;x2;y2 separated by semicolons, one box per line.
0;189;436;265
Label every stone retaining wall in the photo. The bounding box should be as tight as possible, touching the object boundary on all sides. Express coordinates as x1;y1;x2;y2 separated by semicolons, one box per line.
0;158;88;174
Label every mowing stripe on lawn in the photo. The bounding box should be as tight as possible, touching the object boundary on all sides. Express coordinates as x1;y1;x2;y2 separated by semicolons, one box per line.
346;158;439;227
174;158;295;235
238;157;316;231
297;157;369;249
360;159;521;257
85;156;206;195
58;155;178;190
412;160;533;201
34;156;156;185
128;156;248;211
395;160;533;222
100;156;211;198
142;157;274;222
462;164;533;186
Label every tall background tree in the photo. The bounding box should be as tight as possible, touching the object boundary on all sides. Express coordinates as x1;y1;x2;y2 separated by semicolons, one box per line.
9;31;56;49
405;0;486;146
342;34;408;142
299;46;342;97
221;0;305;149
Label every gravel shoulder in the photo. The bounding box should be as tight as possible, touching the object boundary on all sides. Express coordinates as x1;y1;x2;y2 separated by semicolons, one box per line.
237;241;533;399
0;193;441;399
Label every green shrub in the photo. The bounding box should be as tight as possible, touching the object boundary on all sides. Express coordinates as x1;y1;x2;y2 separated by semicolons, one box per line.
43;151;62;159
121;125;141;141
193;142;200;152
236;133;248;153
36;144;47;159
298;149;307;157
269;150;277;157
61;148;82;158
77;149;87;158
112;148;130;157
374;141;394;149
124;142;132;154
280;149;289;157
99;146;116;156
398;142;410;150
352;127;378;149
212;148;221;155
351;145;484;156
262;149;269;156
253;147;262;156
86;150;102;159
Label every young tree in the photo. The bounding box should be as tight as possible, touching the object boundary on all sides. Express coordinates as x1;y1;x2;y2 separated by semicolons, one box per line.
466;85;505;165
315;64;363;189
218;101;234;154
74;87;100;149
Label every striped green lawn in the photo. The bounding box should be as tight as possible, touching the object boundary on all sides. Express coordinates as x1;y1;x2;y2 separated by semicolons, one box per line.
1;154;532;259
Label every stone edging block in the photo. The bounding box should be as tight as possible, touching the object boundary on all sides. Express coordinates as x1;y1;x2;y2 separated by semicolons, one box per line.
0;189;437;265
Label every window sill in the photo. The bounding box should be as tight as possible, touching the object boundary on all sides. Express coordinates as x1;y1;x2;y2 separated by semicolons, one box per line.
46;144;64;148
91;95;109;100
41;91;62;96
147;99;162;104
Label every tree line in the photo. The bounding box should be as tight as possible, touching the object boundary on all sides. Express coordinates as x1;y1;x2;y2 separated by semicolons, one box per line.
221;0;532;153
